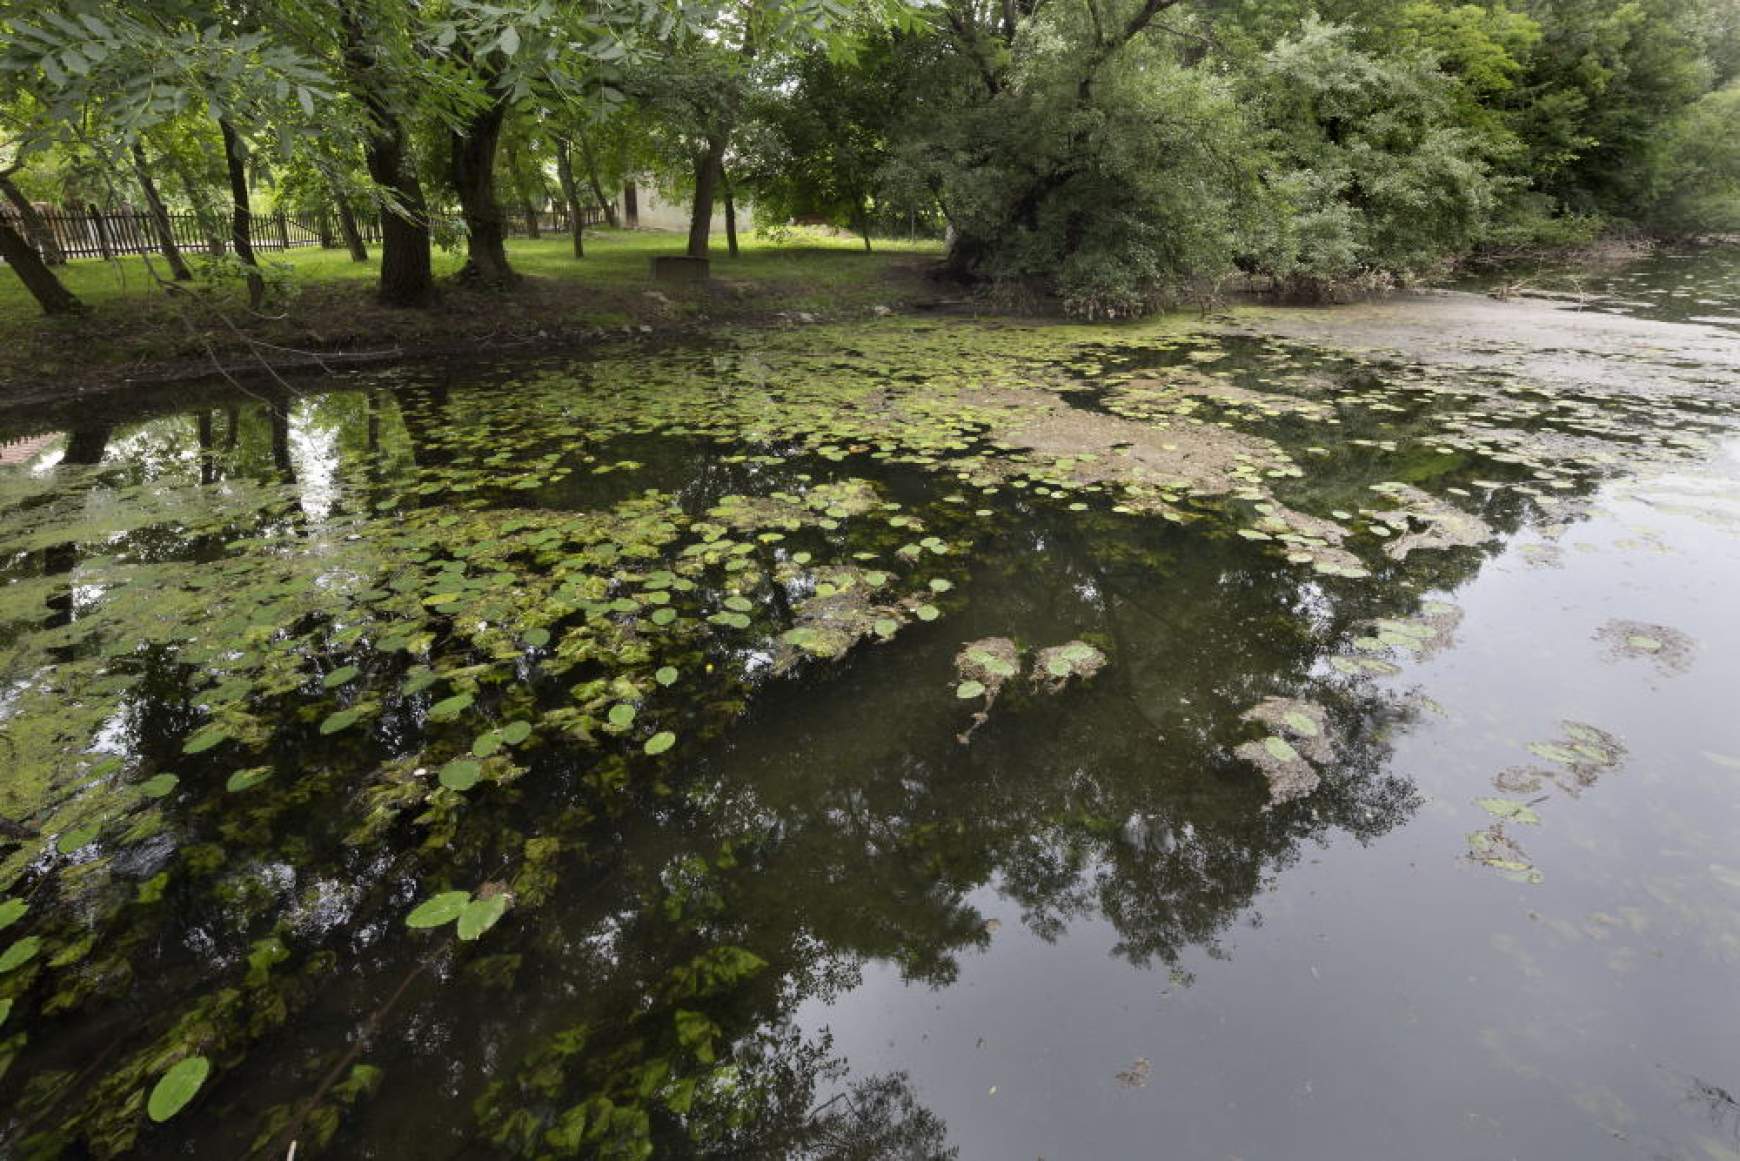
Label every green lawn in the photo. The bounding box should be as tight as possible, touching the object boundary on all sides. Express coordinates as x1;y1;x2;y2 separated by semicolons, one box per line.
0;227;944;394
1;226;940;314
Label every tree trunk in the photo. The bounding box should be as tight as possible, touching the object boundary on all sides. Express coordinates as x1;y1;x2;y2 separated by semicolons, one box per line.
0;173;65;264
218;118;265;309
722;169;739;259
131;143;193;281
506;140;540;240
555;140;585;259
857;195;873;253
333;192;368;262
168;154;224;255
0;215;82;314
576;132;618;228
686;136;727;259
449;85;515;285
623;180;639;228
340;0;434;306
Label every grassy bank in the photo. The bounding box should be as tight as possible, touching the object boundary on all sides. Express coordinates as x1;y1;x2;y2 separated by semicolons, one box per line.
0;228;943;399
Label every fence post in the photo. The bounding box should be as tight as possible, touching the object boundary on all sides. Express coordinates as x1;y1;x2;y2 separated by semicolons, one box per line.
88;203;112;259
317;210;334;249
275;210;291;251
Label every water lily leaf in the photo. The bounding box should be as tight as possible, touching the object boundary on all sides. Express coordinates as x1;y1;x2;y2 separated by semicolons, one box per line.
472;732;503;758
406;891;471;929
644;731;676;756
0;899;28;931
500;721;533;745
182;725;229;754
226;767;271;793
1282;712;1319;737
320;708;362;735
1624;634;1662;652
0;935;42;973
655;666;679;686
147;1056;210;1123
608;703;637;729
139;773;179;798
1476;797;1540;824
1527;742;1581;766
650;608;678;626
0;997;11;1026
873;618;898;637
957;680;986;699
915;604;940;622
323;665;360;689
56;826;99;854
1045;656;1073;678
440;759;482;791
429;693;474;721
522;627;551;648
1262;736;1299;763
929;579;953;593
457;894;509;941
723;595;754;613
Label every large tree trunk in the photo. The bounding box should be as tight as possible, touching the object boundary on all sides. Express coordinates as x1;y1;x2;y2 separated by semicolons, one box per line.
555;140;585;259
332;188;369;262
722;168;739;259
623;180;639;228
0;215;81;314
857;194;873;253
131;143;193;281
686;136;727;259
576;132;618;228
450;85;515;285
217;118;265;309
0;173;65;264
340;0;434;306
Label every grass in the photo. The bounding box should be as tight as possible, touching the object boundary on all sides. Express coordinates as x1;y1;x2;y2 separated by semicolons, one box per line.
0;227;944;397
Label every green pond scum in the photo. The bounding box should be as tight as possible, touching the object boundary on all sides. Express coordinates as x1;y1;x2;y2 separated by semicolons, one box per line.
2;248;1740;1159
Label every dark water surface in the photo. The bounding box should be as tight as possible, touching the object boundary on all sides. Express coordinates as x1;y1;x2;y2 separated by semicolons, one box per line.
2;250;1739;1160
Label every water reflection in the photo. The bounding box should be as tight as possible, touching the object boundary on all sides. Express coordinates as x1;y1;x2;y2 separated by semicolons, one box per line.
0;285;1736;1159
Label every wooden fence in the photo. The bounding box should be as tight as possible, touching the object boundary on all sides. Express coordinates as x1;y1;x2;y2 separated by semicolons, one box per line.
1;204;610;264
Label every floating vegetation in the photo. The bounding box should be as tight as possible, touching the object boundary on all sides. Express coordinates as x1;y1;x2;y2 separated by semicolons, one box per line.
0;300;1734;1157
1235;697;1332;805
1595;619;1696;677
1032;640;1107;691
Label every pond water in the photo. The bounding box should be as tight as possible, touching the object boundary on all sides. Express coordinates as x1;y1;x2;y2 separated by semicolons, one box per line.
2;248;1739;1160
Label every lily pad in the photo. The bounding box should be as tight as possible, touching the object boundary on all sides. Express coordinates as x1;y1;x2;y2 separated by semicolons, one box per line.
440;759;483;791
0;935;43;973
457;894;509;941
957;680;987;700
607;703;637;729
644;731;677;756
0;899;26;931
226;767;272;793
147;1056;211;1123
139;773;180;799
406;890;471;929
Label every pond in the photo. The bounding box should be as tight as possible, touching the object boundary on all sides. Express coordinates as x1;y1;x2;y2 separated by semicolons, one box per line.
2;247;1739;1160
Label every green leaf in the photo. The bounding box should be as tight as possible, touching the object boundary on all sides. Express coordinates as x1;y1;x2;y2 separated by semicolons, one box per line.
0;899;26;932
147;1056;210;1123
500;721;533;746
472;732;503;758
320;707;362;735
522;627;551;648
226;767;272;793
0;935;43;973
1262;736;1300;762
139;773;179;798
429;693;474;721
182;725;229;754
608;703;637;729
644;731;677;756
915;604;940;622
457;894;509;941
323;665;360;689
56;826;98;854
1282;712;1319;738
1476;797;1541;824
1045;656;1073;677
0;997;11;1027
655;666;679;686
440;759;482;791
956;680;986;699
406;891;471;929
